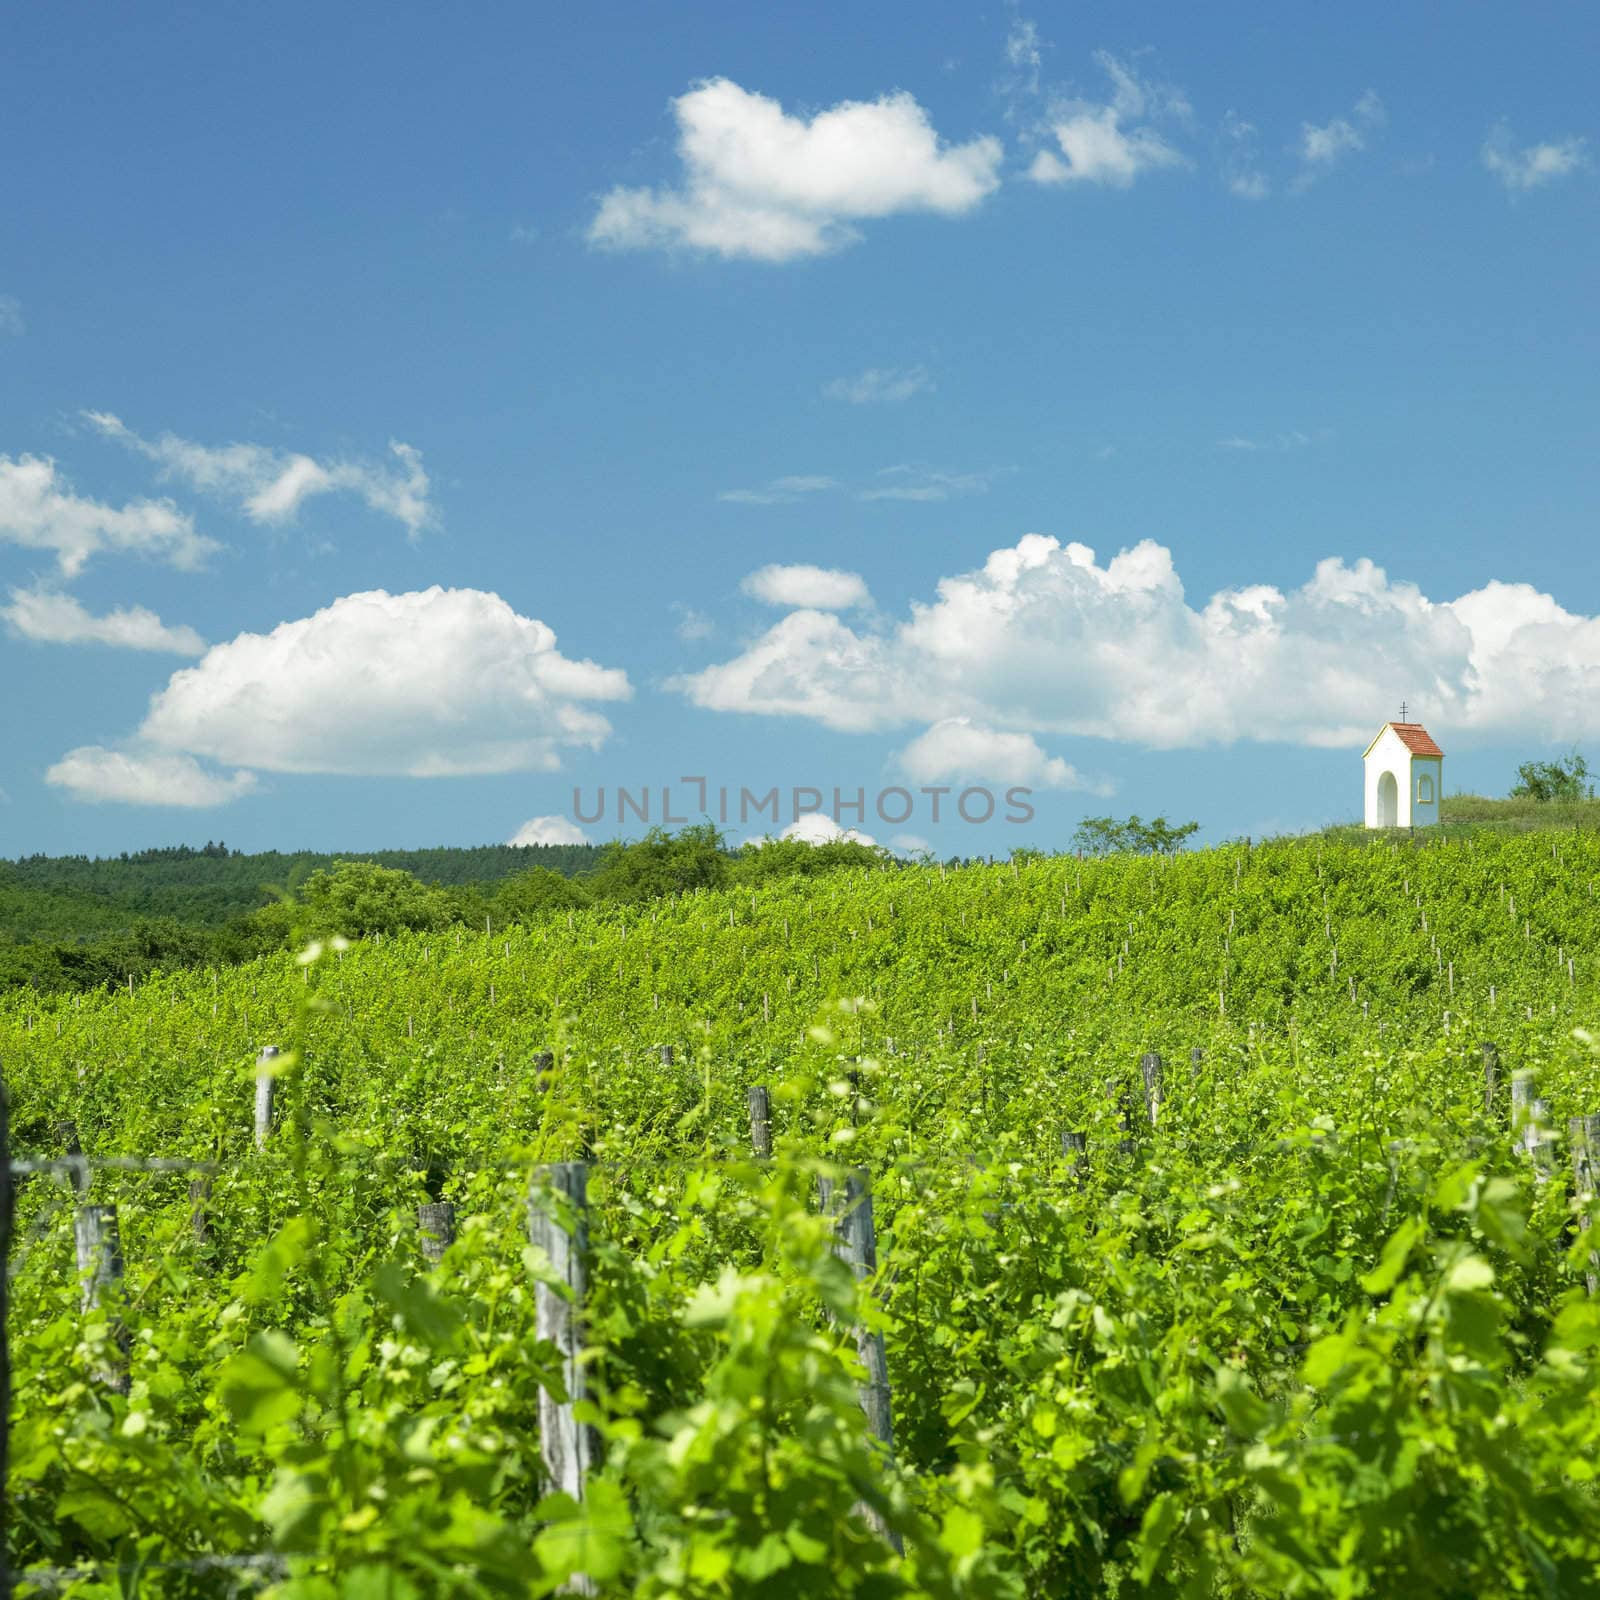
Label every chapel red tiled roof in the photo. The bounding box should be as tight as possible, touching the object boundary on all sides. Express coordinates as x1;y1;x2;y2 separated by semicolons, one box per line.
1389;723;1444;758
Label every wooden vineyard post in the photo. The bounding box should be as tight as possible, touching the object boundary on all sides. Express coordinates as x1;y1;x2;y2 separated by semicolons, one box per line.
1139;1052;1164;1126
1061;1129;1087;1184
418;1202;456;1266
1481;1042;1499;1115
1;1074;12;1600
188;1178;212;1247
74;1204;130;1395
1107;1080;1136;1156
1571;1115;1600;1297
527;1161;598;1558
747;1085;772;1157
817;1168;901;1552
1511;1072;1553;1181
254;1046;280;1151
659;1045;674;1067
1189;1046;1205;1080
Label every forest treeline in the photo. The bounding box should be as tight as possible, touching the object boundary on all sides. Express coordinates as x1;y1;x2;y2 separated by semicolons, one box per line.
0;827;893;996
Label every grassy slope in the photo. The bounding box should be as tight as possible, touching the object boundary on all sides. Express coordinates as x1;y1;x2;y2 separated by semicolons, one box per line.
1317;792;1600;844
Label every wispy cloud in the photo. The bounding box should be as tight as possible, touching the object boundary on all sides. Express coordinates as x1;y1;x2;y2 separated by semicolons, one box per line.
0;295;22;337
3;586;206;654
673;602;715;641
1027;50;1190;188
1482;123;1588;191
589;77;1002;262
719;464;994;506
1219;111;1269;199
0;453;216;577
858;465;995;502
717;475;839;506
1217;429;1327;453
84;411;434;541
823;365;934;405
1293;90;1384;188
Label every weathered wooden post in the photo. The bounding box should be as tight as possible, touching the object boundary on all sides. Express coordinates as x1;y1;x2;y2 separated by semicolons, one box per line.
1189;1046;1204;1080
1107;1080;1136;1156
658;1045;674;1067
747;1085;772;1157
1481;1042;1499;1115
188;1178;212;1247
74;1204;130;1394
1571;1115;1600;1297
254;1046;280;1151
527;1162;598;1534
1139;1052;1164;1127
1511;1072;1553;1180
418;1201;456;1266
818;1168;901;1552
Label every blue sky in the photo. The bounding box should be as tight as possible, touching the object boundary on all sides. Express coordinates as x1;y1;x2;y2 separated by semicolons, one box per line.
2;2;1597;859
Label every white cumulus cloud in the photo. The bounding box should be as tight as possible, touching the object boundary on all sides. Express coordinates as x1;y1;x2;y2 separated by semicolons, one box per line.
779;812;878;848
508;815;591;847
589;77;1003;261
1482;123;1588;191
3;587;206;654
0;453;217;577
85;412;434;540
47;747;257;807
897;718;1104;791
675;532;1600;755
134;586;631;778
1028;52;1188;188
742;564;871;610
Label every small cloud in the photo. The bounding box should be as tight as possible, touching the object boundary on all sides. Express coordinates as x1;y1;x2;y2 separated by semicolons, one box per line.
780;812;878;847
718;474;837;506
1093;444;1116;461
508;814;590;846
1028;51;1189;188
1294;90;1384;188
588;77;1002;262
1482;123;1588;191
1217;429;1325;453
890;832;931;856
0;452;216;578
822;365;934;405
770;474;839;493
84;411;435;542
509;223;541;244
742;563;871;610
673;603;715;641
47;747;257;807
3;586;206;654
0;295;22;337
859;464;993;502
898;717;1108;792
1219;111;1269;198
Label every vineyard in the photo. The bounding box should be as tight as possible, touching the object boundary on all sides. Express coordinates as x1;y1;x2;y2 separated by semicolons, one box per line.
3;831;1600;1597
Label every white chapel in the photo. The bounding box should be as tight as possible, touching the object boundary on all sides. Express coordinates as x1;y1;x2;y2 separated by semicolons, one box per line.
1363;715;1444;828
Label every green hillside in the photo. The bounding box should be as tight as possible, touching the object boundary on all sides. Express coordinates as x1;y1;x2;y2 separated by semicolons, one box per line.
1;840;602;936
5;832;1600;1594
